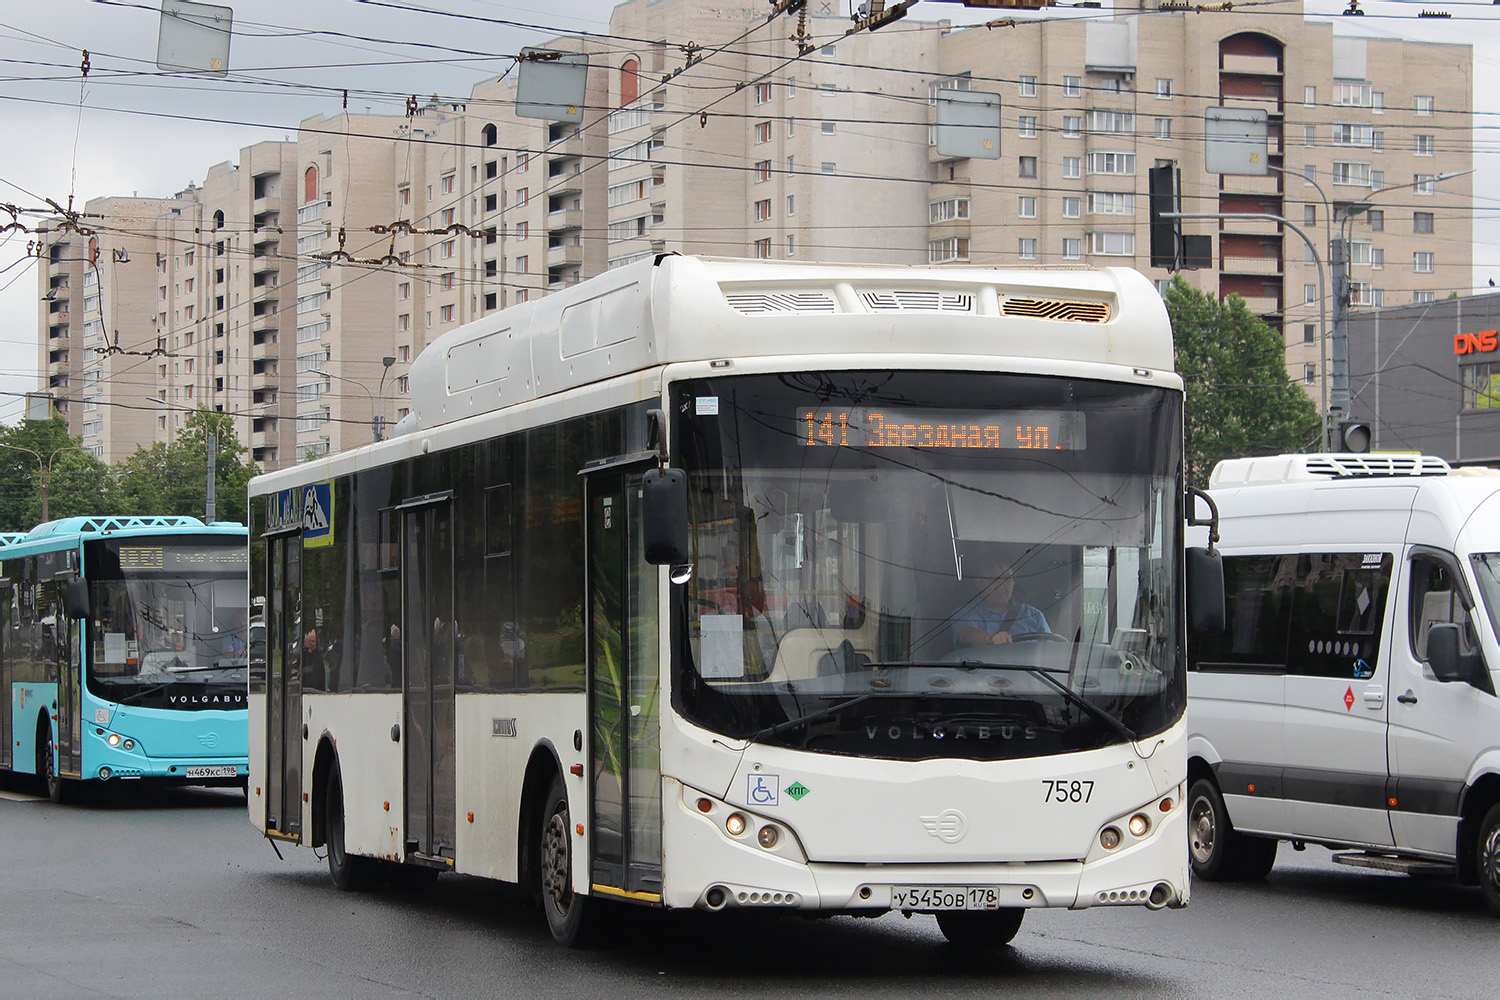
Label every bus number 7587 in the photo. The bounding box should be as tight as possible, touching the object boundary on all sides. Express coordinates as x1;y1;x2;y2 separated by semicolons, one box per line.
1042;780;1094;803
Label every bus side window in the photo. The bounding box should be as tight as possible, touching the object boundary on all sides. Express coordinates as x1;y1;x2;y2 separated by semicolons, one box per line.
1409;555;1476;662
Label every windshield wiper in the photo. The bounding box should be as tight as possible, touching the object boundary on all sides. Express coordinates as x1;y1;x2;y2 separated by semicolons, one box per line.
951;661;1136;742
751;694;876;743
117;683;171;706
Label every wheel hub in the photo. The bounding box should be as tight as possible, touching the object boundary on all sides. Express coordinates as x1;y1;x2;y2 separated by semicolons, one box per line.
1483;825;1500;895
1189;797;1215;864
542;810;571;909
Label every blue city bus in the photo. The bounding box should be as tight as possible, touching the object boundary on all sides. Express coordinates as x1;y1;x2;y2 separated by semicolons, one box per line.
0;516;249;802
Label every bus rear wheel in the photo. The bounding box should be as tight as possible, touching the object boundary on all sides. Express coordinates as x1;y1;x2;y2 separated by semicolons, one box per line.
538;772;592;946
935;908;1025;948
325;764;378;891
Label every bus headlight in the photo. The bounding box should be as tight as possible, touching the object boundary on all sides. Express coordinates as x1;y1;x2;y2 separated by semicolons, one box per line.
107;733;121;746
757;825;780;849
1128;814;1151;838
1100;827;1122;850
725;813;747;836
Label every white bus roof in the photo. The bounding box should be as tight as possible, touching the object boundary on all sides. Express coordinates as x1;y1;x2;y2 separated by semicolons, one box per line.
406;255;1172;433
1209;453;1461;487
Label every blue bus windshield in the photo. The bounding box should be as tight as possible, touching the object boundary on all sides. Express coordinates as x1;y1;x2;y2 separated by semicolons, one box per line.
84;535;248;707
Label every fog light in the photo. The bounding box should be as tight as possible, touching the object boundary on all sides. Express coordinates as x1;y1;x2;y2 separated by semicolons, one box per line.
98;767;112;780
1100;827;1122;850
1129;813;1151;837
726;813;747;836
757;825;779;849
107;733;121;746
123;739;133;750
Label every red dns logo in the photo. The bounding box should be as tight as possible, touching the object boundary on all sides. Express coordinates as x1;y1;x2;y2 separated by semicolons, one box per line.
1455;330;1499;355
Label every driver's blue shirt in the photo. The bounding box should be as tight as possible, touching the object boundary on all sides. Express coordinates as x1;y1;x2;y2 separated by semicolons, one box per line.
953;600;1050;645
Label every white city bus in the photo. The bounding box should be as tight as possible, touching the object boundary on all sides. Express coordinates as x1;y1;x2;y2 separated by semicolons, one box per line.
248;255;1219;946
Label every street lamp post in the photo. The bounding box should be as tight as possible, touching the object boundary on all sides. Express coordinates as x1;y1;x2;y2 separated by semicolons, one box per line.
1269;164;1334;429
1329;169;1476;434
312;368;387;443
0;444;76;523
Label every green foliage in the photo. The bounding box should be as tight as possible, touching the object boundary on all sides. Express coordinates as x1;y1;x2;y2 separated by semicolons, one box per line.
1167;277;1322;487
0;416;116;530
113;409;258;526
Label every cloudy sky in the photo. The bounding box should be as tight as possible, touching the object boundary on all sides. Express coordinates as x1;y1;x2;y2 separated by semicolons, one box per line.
1;0;1497;427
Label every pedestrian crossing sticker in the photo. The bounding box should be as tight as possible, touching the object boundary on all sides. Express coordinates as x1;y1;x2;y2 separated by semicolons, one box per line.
302;482;334;547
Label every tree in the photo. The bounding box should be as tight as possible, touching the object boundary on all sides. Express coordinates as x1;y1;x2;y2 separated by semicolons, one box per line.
115;409;258;525
0;416;116;531
1167;277;1322;487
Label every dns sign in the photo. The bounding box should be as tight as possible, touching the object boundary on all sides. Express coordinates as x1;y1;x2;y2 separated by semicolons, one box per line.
1454;330;1498;355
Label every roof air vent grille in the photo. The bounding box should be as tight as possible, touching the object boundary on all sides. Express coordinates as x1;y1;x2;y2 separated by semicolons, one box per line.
724;291;838;315
860;291;975;313
1002;298;1110;323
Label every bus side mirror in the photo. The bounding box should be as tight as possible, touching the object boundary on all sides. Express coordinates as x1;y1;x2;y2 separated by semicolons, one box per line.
64;578;90;620
1426;623;1465;682
642;468;691;567
1186;546;1225;635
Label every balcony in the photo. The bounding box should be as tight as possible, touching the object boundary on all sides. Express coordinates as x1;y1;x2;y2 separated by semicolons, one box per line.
1238;295;1282;316
1220;53;1281;77
251;312;279;333
1220;173;1283;197
547;243;583;267
547;134;584;159
296;200;327;225
548;209;584;233
1220;255;1284;276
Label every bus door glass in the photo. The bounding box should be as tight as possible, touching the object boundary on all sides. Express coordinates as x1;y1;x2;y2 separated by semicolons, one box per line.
266;532;303;837
0;581;9;771
401;498;455;863
586;465;662;897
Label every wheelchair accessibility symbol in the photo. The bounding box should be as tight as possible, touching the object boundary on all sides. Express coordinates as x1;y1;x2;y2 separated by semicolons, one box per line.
749;774;780;807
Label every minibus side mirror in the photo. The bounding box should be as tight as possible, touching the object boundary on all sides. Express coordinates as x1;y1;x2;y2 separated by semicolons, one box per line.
63;578;90;620
1186;546;1226;635
642;467;691;567
1426;623;1465;682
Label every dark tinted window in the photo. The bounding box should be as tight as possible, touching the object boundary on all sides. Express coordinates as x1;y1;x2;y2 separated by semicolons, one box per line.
1285;552;1391;679
1190;555;1293;672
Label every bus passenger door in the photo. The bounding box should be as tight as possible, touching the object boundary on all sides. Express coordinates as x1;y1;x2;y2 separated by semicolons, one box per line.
401;498;456;865
0;582;9;771
586;466;663;900
265;532;303;838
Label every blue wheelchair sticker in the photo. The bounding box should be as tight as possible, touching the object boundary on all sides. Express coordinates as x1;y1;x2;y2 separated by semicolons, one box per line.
749;773;780;807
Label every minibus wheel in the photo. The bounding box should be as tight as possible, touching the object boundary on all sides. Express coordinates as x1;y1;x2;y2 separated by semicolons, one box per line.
1188;777;1276;880
1478;804;1500;913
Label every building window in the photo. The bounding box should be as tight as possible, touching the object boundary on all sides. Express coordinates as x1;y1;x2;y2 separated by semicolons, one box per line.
821;121;835;135
1087;191;1135;215
440;304;455;322
787;195;795;216
1349;241;1372;265
755;160;772;182
755;121;772;143
1372;247;1384;269
928;237;970;263
1304;125;1316;147
303;165;319;204
1062;238;1082;260
754;199;771;221
441;174;455;194
1019;116;1037;138
786;235;795;257
1304;284;1316;304
1332;123;1372;147
1018;238;1037;260
1304;85;1316;106
1063;116;1081;138
441;272;455;290
1088;231;1134;256
1063;157;1080;179
1063;76;1081;98
1304;164;1316;184
1334;80;1371;107
1088;110;1134;134
754;238;771;259
1371;131;1384;153
1155;78;1171;99
1415;290;1435;304
1303;324;1316;344
1018;196;1037;218
930;197;970;223
1087;151;1135;175
1414;174;1435;195
1331;162;1371;186
1062;197;1081;218
755;82;772;104
821;162;836;175
1414;252;1435;273
1019;75;1036;97
1415;134;1434;156
1414;211;1434;234
1415;95;1434;116
1304;204;1317;225
1155;118;1171;139
1304;364;1317;384
1019;156;1037;178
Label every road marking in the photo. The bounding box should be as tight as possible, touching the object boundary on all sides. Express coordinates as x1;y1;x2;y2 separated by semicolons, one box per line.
0;790;44;802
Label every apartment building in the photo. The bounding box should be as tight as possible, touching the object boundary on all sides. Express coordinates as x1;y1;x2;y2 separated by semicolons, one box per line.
39;0;1473;467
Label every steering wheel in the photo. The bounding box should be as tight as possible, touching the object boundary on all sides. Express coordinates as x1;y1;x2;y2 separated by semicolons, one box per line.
1011;632;1070;643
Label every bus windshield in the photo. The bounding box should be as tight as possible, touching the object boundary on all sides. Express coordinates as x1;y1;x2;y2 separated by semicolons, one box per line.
671;371;1184;761
84;535;249;707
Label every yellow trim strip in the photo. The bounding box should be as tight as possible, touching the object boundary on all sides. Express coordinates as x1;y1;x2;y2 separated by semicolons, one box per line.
591;883;662;903
265;829;300;843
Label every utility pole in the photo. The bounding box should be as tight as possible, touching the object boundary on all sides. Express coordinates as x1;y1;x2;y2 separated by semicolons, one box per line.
205;433;217;523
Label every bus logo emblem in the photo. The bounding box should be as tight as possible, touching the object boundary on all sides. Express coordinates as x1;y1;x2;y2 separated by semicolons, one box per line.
920;809;967;843
199;732;220;749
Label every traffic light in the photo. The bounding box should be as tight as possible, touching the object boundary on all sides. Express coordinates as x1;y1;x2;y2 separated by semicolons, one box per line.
1148;164;1179;270
1338;421;1372;453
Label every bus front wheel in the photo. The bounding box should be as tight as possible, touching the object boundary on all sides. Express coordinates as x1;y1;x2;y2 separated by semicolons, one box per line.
935;908;1025;948
538;772;592;946
325;764;378;891
38;720;70;804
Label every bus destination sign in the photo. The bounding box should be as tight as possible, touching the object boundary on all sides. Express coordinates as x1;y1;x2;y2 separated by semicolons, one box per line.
796;407;1085;451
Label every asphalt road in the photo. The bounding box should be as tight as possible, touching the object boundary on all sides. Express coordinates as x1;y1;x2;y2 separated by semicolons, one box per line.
3;776;1498;998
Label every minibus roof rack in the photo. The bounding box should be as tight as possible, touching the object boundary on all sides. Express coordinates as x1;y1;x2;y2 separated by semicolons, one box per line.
1210;453;1452;487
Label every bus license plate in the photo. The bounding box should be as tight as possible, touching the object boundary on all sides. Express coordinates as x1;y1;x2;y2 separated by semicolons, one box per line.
891;886;1000;911
185;766;238;778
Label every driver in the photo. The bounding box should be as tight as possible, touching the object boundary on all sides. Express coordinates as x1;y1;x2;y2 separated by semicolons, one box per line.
952;554;1050;648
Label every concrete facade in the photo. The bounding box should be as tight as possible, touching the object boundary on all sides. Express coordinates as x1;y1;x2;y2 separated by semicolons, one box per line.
36;0;1474;470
